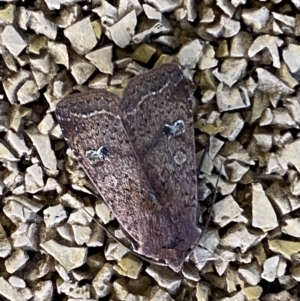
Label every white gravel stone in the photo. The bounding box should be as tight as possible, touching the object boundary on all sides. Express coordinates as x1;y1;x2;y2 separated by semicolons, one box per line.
64;17;97;55
11;223;39;250
40;240;87;270
68;207;94;226
0;224;12;258
87;221;106;247
30;52;51;73
44;0;60;10
1;25;27;56
177;39;204;69
72;224;92;245
196;282;210;301
0;277;26;301
146;264;182;294
213;58;247;87
248;35;283;68
107;10;137;48
114;253;143;279
198;44;218;70
32;280;53;301
257;68;294;97
95;200;115;224
105;240;129;262
26;129;57;172
38;114;55;135
242;6;269;31
8;276;26;288
93;1;117;26
282;218;300;238
70;60;96;85
5;249;29;273
230;31;253;57
238;264;261;285
25;164;44;193
5;130;30;159
149;285;175;300
0;142;18;162
17;80;40;104
2;69;30;104
212;195;243;227
216;83;250;112
56;224;74;242
145;0;182;13
262;255;280;282
92;263;115;298
28;10;57;39
220;112;244;141
206;15;240;38
48;41;69;69
43;204;67;228
283;44;300;73
221;223;266;253
86;45;114;75
252;183;278;232
143;4;162;20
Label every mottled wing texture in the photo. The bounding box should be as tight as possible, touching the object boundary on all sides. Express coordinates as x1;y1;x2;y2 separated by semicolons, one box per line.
56;64;200;272
120;64;200;270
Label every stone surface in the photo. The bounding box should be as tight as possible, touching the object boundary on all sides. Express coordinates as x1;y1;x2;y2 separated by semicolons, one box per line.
212;195;243;227
40;240;87;270
85;45;114;75
0;277;25;301
252;183;278;232
64;17;97;55
1;25;27;56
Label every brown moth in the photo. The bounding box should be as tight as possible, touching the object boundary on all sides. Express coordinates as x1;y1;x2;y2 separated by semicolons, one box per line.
56;64;200;272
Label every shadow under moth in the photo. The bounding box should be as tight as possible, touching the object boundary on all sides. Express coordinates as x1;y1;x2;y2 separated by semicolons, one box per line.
56;64;201;272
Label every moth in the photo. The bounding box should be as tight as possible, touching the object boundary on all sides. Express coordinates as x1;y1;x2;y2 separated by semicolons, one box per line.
56;64;201;272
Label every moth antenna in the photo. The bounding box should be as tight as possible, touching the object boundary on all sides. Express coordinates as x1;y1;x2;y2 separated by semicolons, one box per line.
199;161;223;241
197;148;208;178
79;204;170;268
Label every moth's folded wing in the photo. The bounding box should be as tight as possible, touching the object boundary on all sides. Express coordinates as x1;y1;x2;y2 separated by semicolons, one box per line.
120;65;200;267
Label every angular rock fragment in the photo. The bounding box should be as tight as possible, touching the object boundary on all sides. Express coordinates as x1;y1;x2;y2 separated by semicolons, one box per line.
252;183;278;232
5;249;29;273
28;11;57;39
107;10;137;48
1;25;27;56
283;44;300;73
40;240;87;270
2;69;30;104
212;195;243;227
216;83;250;112
43;204;67;228
213;58;247;87
26;129;57;172
145;265;182;295
0;277;25;301
64;17;97;55
248;35;283;68
177;39;204;69
85;45;114;75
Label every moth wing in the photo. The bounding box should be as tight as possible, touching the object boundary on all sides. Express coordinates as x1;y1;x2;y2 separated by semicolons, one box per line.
120;64;200;266
56;90;192;271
